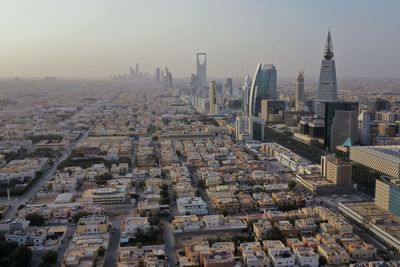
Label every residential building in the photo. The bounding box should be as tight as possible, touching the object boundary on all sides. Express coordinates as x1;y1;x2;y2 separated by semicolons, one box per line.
177;197;208;215
317;243;350;265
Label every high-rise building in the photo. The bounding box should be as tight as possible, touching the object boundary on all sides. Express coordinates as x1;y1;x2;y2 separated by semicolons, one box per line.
167;72;173;89
295;69;304;110
374;98;391;112
155;68;160;82
236;115;253;141
196;53;207;88
209;81;218;115
260;99;285;122
316;31;337;117
375;176;400;216
358;110;371;145
249;63;277;117
242;75;252;115
135;63;139;74
224;78;233;96
321;155;352;185
324;102;359;151
129;67;135;78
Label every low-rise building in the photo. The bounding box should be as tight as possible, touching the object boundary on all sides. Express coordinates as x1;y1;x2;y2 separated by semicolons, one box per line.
293;247;319;267
317;243;350;266
177;197;208;215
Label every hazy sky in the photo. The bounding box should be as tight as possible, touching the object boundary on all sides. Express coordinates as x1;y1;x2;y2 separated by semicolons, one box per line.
1;0;400;79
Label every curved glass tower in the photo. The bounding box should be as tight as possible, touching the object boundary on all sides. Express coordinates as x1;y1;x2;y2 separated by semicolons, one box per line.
249;63;277;117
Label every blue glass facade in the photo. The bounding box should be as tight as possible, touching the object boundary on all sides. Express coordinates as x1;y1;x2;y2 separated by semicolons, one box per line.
249;63;277;117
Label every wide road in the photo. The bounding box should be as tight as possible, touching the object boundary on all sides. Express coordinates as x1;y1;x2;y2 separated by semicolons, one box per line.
2;124;94;220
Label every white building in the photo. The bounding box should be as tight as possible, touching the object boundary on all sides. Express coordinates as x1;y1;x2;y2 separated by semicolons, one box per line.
176;197;208;215
120;217;151;244
294;247;319;267
236;115;253;141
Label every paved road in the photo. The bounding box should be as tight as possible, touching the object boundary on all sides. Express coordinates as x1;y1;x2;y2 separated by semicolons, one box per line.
163;219;176;267
2;125;94;220
56;224;77;266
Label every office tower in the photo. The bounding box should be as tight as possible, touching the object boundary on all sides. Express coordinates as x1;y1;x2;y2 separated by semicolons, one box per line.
295;69;304;110
167;72;173;89
135;63;139;74
375;176;400;216
374;98;391;112
316;31;338;117
358;110;371;145
260;99;285;122
209;81;218;115
378;122;397;137
196;53;207;88
249;63;277;117
224;78;233;96
155;68;160;82
324;102;359;151
236;115;253;141
309;119;325;138
129;67;135;78
242;75;252;115
321;155;352;185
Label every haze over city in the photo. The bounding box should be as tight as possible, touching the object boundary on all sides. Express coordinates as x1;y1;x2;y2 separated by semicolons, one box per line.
2;2;400;267
1;0;400;78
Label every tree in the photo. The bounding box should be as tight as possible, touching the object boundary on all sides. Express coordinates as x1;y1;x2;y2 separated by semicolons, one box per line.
95;173;113;185
25;213;45;226
8;244;32;267
288;179;297;191
39;250;58;267
98;246;106;257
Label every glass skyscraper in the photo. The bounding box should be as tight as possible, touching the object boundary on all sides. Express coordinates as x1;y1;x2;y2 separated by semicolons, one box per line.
316;31;337;117
324;101;359;151
249;63;277;117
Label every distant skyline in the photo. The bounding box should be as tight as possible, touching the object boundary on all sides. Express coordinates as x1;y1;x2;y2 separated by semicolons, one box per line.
1;0;400;79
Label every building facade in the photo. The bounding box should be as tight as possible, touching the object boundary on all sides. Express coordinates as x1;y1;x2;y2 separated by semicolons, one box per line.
295;69;305;110
196;53;207;88
324;102;359;151
249;63;277;117
316;31;338;117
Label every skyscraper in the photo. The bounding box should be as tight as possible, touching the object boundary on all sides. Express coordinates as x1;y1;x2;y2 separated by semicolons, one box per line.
224;78;233;96
155;68;160;82
316;31;337;117
129;67;135;78
324;102;359;151
242;75;252;115
167;72;173;89
295;69;304;110
209;81;218;115
358;110;371;145
249;63;277;117
135;63;139;74
196;53;207;88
